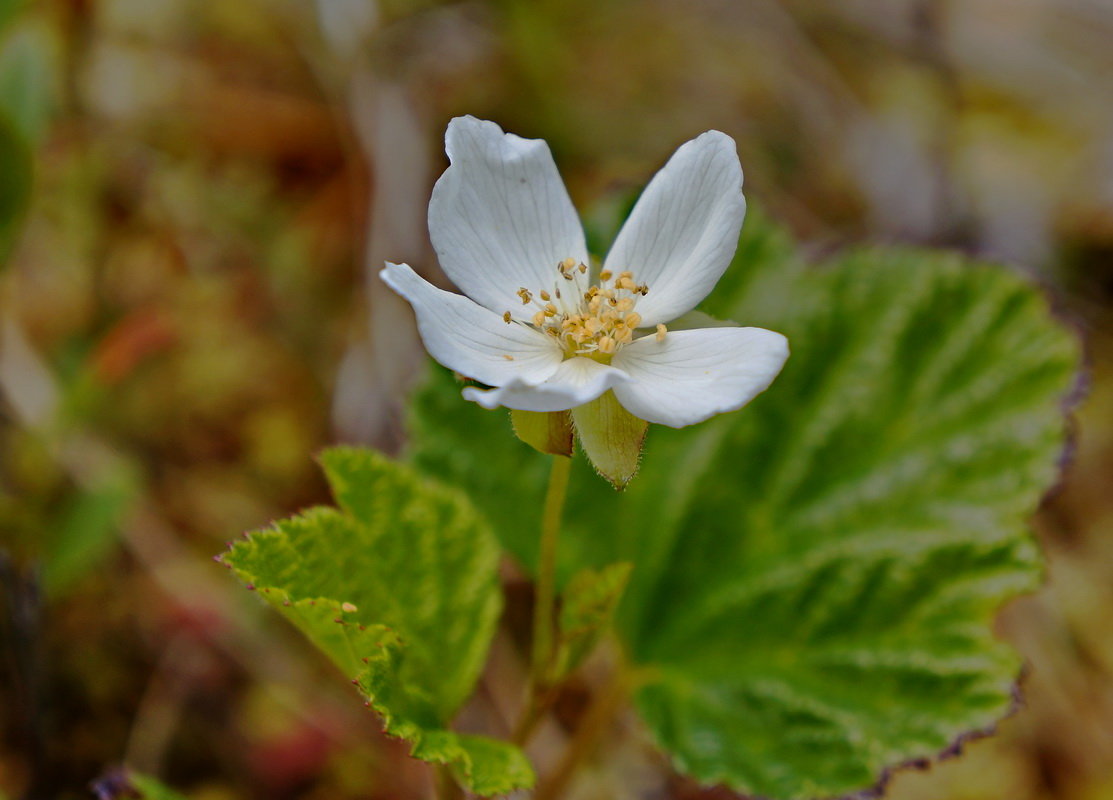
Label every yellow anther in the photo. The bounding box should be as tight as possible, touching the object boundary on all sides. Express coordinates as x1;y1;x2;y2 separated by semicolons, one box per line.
503;311;512;323
513;267;652;358
502;354;515;360
656;323;667;342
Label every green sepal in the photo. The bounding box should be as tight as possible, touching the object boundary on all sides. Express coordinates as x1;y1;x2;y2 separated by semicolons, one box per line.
511;408;574;456
553;561;633;680
571;391;647;489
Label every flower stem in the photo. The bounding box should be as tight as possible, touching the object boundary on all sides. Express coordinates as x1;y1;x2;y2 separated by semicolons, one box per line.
532;454;572;683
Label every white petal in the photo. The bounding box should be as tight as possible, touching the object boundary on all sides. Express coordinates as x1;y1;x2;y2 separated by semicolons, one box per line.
463;357;631;413
611;327;788;428
428;116;589;319
603;131;746;326
381;262;562;387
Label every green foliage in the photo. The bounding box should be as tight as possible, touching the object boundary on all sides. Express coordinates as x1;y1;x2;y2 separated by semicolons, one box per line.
223;448;534;796
0;5;52;263
554;561;632;679
407;211;1080;798
0;113;29;262
43;462;140;596
0;21;57;142
0;0;22;34
130;773;190;800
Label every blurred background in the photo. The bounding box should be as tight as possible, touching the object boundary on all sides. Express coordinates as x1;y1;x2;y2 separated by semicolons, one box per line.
1;0;1113;798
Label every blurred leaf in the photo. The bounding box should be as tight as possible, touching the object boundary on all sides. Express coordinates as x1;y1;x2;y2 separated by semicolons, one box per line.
0;112;29;263
407;210;1079;798
0;0;23;33
130;773;190;800
43;463;140;596
554;561;632;679
0;20;59;142
223;448;534;796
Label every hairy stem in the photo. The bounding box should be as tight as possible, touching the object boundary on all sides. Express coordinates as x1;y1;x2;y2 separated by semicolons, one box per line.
532;454;572;682
513;455;573;746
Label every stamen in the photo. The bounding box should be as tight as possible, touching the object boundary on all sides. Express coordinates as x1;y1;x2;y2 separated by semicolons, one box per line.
518;261;653;359
656;323;667;342
503;311;512;324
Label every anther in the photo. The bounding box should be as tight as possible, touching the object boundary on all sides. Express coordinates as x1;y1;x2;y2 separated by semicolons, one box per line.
599;270;613;282
578;263;587;273
626;312;642;329
597;336;617;354
533;311;546;326
503;311;512;323
656;323;668;342
540;290;551;301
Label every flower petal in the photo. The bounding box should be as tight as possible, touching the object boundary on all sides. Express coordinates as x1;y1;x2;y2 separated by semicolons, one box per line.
381;262;562;387
611;327;788;427
462;357;631;413
429;116;589;319
602;131;746;326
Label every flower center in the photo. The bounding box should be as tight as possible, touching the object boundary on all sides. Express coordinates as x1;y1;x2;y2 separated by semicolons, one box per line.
505;257;667;359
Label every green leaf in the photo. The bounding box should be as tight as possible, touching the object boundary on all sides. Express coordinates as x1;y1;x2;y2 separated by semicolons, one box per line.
0;0;24;34
0;112;29;263
407;210;1079;798
130;773;190;800
43;462;140;596
0;20;59;143
554;561;632;679
224;448;533;796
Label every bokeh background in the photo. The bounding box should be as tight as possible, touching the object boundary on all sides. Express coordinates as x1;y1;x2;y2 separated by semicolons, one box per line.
2;0;1113;798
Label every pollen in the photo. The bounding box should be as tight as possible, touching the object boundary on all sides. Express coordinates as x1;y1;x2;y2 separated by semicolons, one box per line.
512;260;652;358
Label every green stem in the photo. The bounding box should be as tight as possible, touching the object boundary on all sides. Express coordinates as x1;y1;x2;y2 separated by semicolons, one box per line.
531;454;572;682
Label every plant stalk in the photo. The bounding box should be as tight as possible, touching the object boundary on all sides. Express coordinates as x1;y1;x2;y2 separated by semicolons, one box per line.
531;454;572;683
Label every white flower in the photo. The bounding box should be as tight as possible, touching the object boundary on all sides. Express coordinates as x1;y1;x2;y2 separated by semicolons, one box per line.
381;116;788;430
